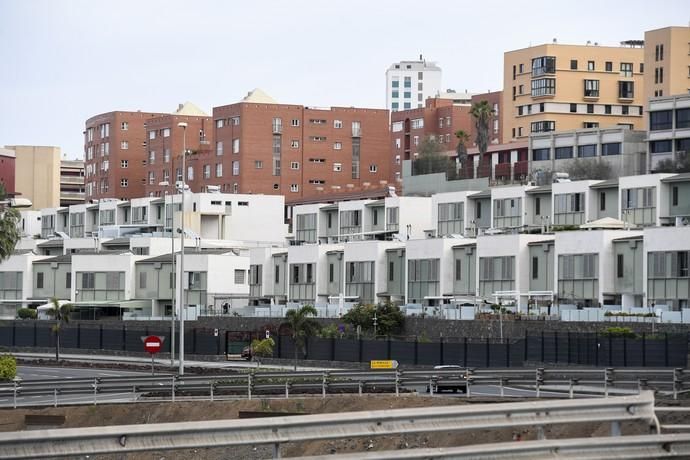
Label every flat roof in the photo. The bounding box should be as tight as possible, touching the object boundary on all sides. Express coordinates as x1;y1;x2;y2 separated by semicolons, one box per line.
612;235;643;242
590;179;619;189
525;185;552;194
451;242;477;249
661;173;690;183
469;190;491;199
37;239;64;248
527;239;555;246
33;254;72;264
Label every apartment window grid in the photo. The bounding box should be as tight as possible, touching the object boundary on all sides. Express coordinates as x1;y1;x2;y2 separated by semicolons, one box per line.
407;258;440;302
531;56;556;77
648;251;689;279
437;202;464;236
621;187;655;210
272;135;281;176
352;138;361;179
531;121;555;133
531;78;556;97
339;210;362;236
345;261;375;304
386;207;399;232
295;213;317;243
584;80;599;98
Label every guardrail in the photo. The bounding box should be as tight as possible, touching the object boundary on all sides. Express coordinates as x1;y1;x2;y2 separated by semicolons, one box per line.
2;367;689;408
0;391;657;459
298;433;690;459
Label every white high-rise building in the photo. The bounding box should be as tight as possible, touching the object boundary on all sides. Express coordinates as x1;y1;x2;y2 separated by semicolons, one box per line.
385;56;442;112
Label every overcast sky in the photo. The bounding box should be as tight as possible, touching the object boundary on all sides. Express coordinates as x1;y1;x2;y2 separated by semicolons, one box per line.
0;0;687;158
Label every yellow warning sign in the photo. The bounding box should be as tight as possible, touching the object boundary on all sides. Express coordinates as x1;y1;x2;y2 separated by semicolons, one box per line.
370;360;399;369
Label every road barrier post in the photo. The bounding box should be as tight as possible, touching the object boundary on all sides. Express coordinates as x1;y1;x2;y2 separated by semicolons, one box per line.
358;380;362;397
285;381;289;399
322;372;328;399
611;421;621;436
395;369;400;397
248;373;252;400
536;368;544;398
93;377;98;405
171;376;175;402
13;379;18;409
53;388;57;408
210;382;214;402
569;379;574;399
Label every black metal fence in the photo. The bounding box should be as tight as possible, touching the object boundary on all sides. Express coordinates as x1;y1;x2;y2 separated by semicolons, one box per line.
0;322;686;368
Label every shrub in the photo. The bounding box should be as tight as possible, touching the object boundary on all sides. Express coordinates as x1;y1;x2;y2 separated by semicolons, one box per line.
604;327;636;338
0;354;17;381
250;337;275;358
17;308;37;320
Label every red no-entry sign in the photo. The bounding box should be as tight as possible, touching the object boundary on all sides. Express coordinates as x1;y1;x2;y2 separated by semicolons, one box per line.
144;335;162;354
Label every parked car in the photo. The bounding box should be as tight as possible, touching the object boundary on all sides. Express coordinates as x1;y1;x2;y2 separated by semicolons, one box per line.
428;365;467;393
241;345;252;361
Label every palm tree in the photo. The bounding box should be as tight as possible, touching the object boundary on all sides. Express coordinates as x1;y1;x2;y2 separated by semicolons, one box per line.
0;184;20;262
470;101;495;174
283;305;319;370
45;297;73;361
455;130;470;177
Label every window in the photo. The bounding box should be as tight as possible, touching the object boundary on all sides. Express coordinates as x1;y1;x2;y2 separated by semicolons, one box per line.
539;103;545;112
149;131;156;140
404;102;411;109
215;119;224;128
148;171;155;184
120;141;128;150
532;257;538;279
148;150;155;164
531;56;556;76
622;105;629;115
234;269;245;284
650;140;672;153
120;178;128;187
310;136;327;142
291;140;299;149
275;265;280;284
531;121;555;133
555;146;573;159
121;122;128;130
392;90;399;98
255;160;263;169
411;118;424;129
578;144;597;158
66;272;71;289
186;166;193;180
291;119;300;127
601;142;621;156
600;192;606;211
290;184;299;192
81;273;95;289
620;62;633;77
216;163;223;177
617;254;624;278
290;161;299;170
369;164;377;173
569;103;577;113
605;105;612;114
404;76;411;88
583;122;599;129
532;148;550;161
531;78;556;96
334;119;342;129
535;197;541;215
232;160;240;176
232;138;240;154
586;104;594;114
605;61;612;72
333;142;342;150
333;162;342;172
162;128;170;137
203;164;210;179
584;79;599;97
570;59;578;70
164;148;170;163
673;186;678;206
36;272;44;289
618;81;634;99
139;272;147;289
650;110;672;130
587;60;595;71
677;108;690;129
120;160;128;168
216;141;223;155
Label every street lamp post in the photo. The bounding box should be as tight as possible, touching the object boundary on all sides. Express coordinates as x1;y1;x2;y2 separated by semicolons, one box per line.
158;180;175;367
177;121;188;376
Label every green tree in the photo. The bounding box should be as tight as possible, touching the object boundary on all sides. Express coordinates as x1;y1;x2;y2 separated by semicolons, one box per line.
654;153;690;173
283;305;320;368
564;158;614;180
45;297;73;361
0;184;20;263
470;100;495;165
250;337;275;359
411;136;453;176
0;354;17;381
343;302;405;337
455;130;470;178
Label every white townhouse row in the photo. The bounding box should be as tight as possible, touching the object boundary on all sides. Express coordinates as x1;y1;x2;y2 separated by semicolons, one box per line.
1;172;689;320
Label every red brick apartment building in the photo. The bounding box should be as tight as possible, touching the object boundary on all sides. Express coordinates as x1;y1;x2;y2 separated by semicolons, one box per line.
390;91;504;181
0;148;15;196
210;90;391;203
84;110;166;201
85;104;212;201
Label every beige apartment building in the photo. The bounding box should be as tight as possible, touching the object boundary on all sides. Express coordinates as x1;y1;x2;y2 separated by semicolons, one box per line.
502;42;645;144
644;26;690;101
5;145;61;209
